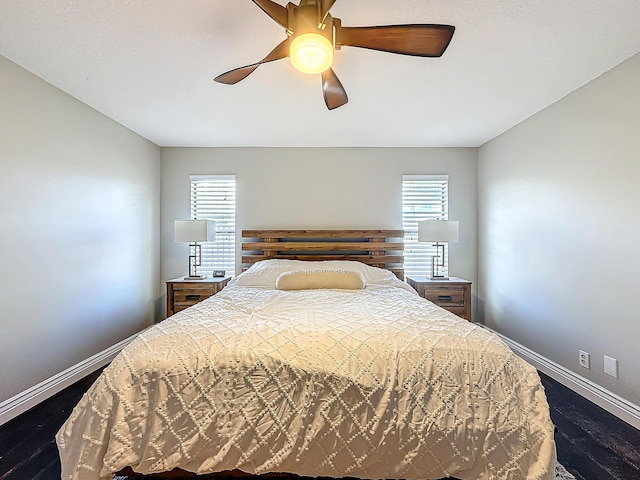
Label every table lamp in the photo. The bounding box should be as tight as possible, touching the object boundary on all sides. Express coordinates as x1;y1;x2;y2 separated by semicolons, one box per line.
418;219;459;280
174;219;216;279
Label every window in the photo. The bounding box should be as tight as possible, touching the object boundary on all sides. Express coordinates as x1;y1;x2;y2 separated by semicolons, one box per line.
402;175;449;278
190;175;236;276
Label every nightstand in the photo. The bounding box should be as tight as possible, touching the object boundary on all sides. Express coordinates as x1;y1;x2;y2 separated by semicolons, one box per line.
406;275;472;321
166;276;231;317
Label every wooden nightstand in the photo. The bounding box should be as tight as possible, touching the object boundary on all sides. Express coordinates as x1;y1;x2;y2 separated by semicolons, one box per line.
166;276;231;317
406;275;472;321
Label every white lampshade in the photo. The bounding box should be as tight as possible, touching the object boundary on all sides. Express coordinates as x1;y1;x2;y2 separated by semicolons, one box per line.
290;33;334;74
174;220;216;243
418;220;459;243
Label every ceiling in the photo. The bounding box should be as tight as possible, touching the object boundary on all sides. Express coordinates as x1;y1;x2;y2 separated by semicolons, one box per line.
1;1;639;148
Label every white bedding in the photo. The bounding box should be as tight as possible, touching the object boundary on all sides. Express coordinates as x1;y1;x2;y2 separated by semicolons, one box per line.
57;261;556;480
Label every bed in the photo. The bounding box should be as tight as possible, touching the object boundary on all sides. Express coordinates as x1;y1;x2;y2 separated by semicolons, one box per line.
56;230;556;480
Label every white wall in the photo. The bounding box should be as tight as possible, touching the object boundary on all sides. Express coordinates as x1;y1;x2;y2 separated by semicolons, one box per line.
0;56;161;403
478;53;640;402
161;147;478;310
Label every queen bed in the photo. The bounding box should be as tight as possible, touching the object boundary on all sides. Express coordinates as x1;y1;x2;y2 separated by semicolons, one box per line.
56;230;556;480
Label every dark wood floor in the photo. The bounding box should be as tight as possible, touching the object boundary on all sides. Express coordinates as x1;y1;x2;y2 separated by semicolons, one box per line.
0;369;638;480
539;372;640;480
0;369;103;480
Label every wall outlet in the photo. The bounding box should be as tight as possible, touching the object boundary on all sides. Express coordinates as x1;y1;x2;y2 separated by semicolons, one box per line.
579;350;590;369
604;355;619;378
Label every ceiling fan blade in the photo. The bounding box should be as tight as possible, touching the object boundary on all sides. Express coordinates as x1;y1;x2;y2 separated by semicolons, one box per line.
214;39;290;85
337;24;455;57
252;0;288;29
321;68;348;110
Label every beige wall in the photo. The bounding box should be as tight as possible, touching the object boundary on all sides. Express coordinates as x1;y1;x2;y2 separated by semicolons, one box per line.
0;56;162;403
161;146;478;310
478;53;640;402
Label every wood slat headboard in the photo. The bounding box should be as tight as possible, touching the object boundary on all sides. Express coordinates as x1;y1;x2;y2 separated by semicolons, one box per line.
242;230;405;279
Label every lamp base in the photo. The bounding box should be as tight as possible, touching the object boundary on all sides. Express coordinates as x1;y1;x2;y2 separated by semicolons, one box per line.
430;275;450;281
430;246;449;281
183;275;206;280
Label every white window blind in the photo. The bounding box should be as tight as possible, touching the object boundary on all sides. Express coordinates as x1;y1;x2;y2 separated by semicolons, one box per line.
402;175;449;278
190;175;236;276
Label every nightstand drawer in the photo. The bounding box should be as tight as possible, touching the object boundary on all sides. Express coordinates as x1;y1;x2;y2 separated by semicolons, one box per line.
406;275;472;322
440;305;466;318
422;287;465;307
173;288;214;313
173;302;203;314
173;287;215;307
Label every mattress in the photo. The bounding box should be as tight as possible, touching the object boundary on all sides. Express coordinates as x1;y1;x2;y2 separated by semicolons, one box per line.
57;260;556;480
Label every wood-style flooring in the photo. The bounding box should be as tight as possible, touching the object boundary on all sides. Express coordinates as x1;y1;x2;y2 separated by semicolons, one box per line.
539;372;640;480
0;369;103;480
0;368;638;479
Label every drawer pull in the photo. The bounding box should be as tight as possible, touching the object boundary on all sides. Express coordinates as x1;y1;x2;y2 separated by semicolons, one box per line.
438;295;453;302
185;295;201;301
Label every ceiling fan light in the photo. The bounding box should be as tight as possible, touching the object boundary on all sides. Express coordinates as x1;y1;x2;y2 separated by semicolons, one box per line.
290;33;333;74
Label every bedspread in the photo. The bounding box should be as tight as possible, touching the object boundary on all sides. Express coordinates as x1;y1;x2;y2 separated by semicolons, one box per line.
57;277;556;480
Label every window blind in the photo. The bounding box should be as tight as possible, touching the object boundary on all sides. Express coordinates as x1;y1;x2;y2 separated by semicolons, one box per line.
402;175;449;278
190;175;236;276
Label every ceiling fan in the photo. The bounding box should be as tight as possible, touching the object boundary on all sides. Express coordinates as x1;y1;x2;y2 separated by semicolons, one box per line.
214;0;455;110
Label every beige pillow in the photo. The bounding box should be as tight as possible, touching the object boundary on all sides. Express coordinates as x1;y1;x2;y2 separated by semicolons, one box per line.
275;270;366;291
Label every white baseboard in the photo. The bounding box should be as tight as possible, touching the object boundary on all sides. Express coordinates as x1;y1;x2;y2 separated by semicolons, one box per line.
481;325;640;430
0;331;141;426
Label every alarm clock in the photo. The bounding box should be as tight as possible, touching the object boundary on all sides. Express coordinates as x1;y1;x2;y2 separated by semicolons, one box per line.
213;270;226;277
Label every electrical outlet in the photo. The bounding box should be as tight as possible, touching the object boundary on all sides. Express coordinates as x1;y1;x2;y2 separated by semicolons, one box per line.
604;355;618;378
579;350;590;369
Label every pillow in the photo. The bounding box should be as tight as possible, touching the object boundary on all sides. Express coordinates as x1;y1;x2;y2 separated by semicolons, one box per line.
233;259;315;288
232;259;398;289
275;270;366;291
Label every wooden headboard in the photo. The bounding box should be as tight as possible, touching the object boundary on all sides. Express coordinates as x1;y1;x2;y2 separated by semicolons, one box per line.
242;230;405;279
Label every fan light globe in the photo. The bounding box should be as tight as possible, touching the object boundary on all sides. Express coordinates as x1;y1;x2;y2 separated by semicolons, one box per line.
290;33;333;74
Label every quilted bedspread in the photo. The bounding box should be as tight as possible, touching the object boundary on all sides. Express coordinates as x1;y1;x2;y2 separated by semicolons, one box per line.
57;269;556;480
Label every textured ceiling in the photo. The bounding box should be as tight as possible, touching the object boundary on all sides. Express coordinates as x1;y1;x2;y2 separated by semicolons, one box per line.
1;0;639;147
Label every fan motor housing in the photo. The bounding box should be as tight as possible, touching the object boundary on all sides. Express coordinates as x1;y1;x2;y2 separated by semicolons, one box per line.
287;2;334;44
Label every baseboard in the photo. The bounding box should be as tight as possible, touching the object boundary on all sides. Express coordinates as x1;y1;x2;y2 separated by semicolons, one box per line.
481;325;640;430
0;331;142;427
